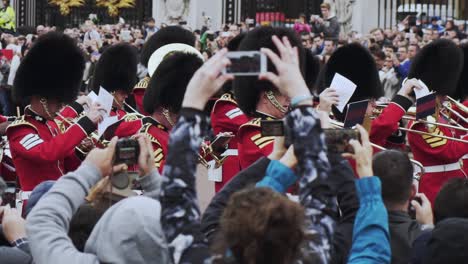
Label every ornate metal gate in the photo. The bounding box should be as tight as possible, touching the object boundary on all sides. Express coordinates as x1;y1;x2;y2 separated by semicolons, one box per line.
224;0;323;25
32;0;152;28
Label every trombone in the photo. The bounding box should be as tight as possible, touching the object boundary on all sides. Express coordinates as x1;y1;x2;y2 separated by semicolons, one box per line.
329;120;425;179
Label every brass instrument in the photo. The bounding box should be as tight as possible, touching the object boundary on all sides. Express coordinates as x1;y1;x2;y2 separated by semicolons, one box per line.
371;104;468;135
329;120;425;180
198;133;235;169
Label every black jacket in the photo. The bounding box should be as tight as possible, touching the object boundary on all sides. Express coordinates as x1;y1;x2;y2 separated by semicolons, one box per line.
388;211;426;264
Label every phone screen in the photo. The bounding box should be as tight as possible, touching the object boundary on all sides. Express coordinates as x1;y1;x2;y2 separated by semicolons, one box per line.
223;51;267;76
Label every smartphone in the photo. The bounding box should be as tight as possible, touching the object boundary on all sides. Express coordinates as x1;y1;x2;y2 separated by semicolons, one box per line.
261;120;284;136
221;31;231;38
120;30;131;42
210;133;234;153
324;128;360;153
223;51;267;76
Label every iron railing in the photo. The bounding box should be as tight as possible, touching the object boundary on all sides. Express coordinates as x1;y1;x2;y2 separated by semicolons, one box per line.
34;0;152;28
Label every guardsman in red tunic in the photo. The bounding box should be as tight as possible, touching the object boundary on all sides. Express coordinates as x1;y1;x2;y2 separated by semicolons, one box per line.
405;39;467;204
89;43;138;120
7;32;103;193
210;93;249;191
105;50;203;173
233;27;315;170
316;43;417;175
135;26;196;115
453;43;468;175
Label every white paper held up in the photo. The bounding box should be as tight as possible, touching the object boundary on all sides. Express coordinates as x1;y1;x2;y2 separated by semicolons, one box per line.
98;86;114;117
415;79;431;99
330;73;357;112
97;116;119;137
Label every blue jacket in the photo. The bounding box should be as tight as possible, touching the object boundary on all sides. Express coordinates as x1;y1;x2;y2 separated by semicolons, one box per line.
348;177;391;264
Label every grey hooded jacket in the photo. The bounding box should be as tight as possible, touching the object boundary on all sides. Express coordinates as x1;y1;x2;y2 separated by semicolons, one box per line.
26;163;170;264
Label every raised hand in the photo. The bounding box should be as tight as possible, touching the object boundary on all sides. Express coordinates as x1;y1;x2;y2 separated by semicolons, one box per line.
182;48;234;110
259;35;309;99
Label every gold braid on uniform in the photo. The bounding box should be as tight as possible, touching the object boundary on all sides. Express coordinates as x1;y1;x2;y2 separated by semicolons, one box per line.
162;108;175;127
266;90;288;114
40;98;54;120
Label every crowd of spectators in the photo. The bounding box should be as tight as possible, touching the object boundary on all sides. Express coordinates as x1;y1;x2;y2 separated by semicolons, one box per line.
0;5;466;264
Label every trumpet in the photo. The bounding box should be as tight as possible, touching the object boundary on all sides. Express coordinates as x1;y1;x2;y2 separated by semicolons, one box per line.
329;120;425;179
371;104;468;134
55;112;110;150
198;133;235;169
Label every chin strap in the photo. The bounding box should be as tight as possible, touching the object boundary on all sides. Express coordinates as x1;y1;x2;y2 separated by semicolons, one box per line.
266;90;288;114
39;98;54;119
162;108;175;127
111;92;123;110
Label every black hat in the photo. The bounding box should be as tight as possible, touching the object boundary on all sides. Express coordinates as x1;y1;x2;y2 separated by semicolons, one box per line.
316;43;383;121
408;39;463;96
13;32;85;104
233;27;306;117
140;26;195;68
424;218;468;264
90;43;138;94
304;49;321;92
143;52;203;114
455;43;468;100
227;32;246;51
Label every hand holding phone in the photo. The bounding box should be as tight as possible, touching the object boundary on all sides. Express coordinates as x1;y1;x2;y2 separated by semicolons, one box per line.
222;51;267;76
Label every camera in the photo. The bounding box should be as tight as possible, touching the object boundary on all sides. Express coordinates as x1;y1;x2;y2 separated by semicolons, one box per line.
324;128;360;153
114;138;140;165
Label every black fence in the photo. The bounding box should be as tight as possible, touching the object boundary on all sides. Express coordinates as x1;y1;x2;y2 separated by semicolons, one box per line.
34;0;152;28
224;0;323;26
377;0;467;29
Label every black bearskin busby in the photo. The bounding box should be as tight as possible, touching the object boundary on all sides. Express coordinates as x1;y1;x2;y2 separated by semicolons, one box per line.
408;39;463;96
233;27;306;117
227;33;246;51
316;43;383;121
13;32;85;104
140;26;196;68
143;52;203;114
90;43;138;94
304;49;321;91
455;43;468;100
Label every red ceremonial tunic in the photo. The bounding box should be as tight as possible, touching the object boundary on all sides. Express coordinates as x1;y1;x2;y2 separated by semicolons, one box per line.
7;103;95;191
133;76;150;116
210;93;250;192
237;115;275;170
408;119;468;205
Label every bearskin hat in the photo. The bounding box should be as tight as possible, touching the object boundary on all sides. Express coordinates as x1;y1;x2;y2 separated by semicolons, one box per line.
227;33;246;51
221;33;247;94
408;39;463;96
316;43;383;121
90;43;138;94
13;32;85;104
140;26;195;68
233;27;306;117
455;43;468;100
304;49;321;92
143;52;203;114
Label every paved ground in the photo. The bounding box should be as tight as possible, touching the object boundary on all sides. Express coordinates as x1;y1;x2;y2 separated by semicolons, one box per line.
195;165;215;213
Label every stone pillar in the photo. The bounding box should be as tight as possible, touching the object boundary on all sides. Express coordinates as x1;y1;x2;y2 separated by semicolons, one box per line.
352;0;379;34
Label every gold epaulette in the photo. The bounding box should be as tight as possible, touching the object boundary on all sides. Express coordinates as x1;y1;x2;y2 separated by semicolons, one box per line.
217;93;237;104
240;118;262;129
6;117;38;132
133;76;150;90
123;113;142;122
